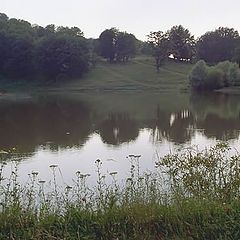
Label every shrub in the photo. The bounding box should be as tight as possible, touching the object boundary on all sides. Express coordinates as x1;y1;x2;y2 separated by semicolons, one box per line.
189;60;208;90
216;61;231;86
189;60;240;91
205;67;224;90
228;63;240;86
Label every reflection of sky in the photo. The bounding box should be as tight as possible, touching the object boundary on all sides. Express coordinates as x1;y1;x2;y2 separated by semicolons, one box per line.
4;129;240;187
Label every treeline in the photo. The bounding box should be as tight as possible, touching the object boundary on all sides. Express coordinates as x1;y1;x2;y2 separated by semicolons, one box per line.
147;25;240;71
0;12;240;82
0;13;90;81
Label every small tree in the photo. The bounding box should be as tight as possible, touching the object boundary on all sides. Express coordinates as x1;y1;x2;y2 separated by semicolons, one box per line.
189;60;208;90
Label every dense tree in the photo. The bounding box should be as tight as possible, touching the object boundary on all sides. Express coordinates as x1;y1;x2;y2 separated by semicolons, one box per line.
233;45;240;67
115;32;136;62
168;25;195;61
0;33;9;71
99;28;137;62
137;40;153;55
197;27;239;64
0;13;90;81
36;36;89;80
45;24;56;34
99;28;117;62
3;38;34;78
147;31;170;72
56;26;84;38
189;60;240;91
0;13;8;21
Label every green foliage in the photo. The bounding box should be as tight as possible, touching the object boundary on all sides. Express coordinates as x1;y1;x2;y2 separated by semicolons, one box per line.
2;144;240;239
197;27;239;64
233;45;240;67
99;28;137;63
189;60;208;90
0;13;90;82
228;62;240;85
137;40;153;55
147;31;170;71
3;38;35;79
168;25;195;61
36;36;89;80
99;28;117;62
205;67;224;90
115;32;137;62
189;60;240;91
216;61;240;86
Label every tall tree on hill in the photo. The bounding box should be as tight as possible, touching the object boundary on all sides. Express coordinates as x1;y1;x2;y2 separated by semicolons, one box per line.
148;31;170;72
99;28;137;63
115;32;137;62
197;27;239;64
168;25;195;61
99;28;118;62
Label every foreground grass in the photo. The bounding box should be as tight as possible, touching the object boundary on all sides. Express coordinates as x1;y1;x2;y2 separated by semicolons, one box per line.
1;143;240;239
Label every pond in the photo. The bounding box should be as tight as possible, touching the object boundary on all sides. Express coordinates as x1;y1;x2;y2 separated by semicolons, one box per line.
1;91;240;184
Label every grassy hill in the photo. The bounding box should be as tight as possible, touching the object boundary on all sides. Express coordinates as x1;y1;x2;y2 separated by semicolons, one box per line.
55;56;193;92
0;56;193;97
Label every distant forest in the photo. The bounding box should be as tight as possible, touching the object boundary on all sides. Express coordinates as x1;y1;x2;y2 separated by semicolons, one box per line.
0;12;239;82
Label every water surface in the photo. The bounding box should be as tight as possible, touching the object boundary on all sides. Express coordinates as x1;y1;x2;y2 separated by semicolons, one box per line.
1;92;240;184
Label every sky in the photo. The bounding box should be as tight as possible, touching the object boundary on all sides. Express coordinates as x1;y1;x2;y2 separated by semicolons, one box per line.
1;0;240;40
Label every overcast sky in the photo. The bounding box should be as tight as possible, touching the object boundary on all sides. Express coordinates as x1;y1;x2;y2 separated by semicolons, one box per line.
1;0;240;40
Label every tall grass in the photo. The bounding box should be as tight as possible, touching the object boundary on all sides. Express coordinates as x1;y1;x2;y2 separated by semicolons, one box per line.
1;143;240;239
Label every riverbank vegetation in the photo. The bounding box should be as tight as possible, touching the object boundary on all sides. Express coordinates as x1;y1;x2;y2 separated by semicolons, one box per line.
189;60;240;91
1;143;240;239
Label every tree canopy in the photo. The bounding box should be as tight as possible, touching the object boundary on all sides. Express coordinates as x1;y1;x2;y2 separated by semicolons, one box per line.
0;13;90;81
147;31;170;72
196;27;239;64
168;25;195;61
99;28;137;62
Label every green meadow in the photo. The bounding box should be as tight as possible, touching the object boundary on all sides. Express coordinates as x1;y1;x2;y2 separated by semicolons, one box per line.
57;57;192;92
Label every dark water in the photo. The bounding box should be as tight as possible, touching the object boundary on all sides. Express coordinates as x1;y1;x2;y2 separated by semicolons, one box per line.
1;92;240;183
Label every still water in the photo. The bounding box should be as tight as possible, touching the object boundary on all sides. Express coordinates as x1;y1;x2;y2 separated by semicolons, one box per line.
1;91;240;184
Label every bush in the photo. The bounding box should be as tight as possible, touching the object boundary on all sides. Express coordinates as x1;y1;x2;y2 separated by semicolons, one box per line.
228;63;240;86
189;60;240;91
205;67;224;90
189;60;208;90
216;61;232;86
